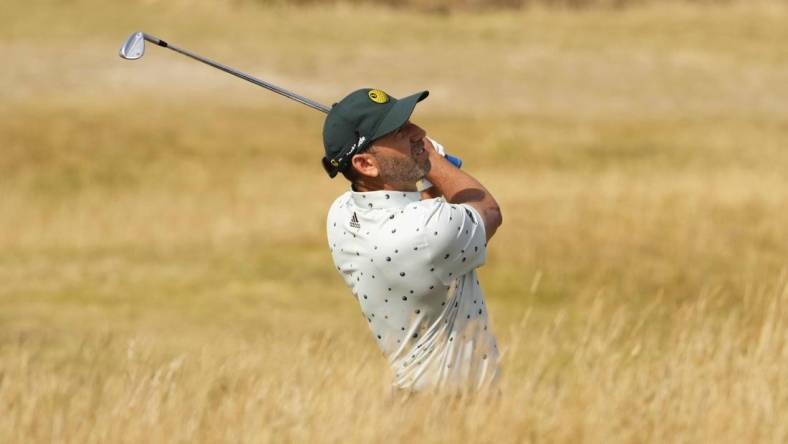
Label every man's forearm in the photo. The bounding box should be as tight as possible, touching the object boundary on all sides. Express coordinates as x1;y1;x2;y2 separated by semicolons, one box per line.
423;147;502;240
420;184;442;200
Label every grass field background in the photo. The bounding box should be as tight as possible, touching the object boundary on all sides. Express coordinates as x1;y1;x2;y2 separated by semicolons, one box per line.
1;1;787;442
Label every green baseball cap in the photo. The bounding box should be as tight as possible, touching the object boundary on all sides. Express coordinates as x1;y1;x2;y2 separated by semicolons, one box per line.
322;88;429;178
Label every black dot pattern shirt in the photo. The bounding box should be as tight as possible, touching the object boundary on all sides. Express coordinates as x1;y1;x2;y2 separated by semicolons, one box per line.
327;190;500;392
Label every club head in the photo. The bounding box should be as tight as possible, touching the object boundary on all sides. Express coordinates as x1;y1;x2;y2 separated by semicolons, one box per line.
119;32;145;60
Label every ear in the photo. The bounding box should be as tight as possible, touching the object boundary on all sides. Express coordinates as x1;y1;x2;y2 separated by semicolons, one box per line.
350;152;379;178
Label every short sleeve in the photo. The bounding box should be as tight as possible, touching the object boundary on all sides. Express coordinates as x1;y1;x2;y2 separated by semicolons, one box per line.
422;199;487;285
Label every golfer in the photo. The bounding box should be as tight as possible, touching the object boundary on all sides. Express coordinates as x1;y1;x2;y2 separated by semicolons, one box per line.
322;88;502;392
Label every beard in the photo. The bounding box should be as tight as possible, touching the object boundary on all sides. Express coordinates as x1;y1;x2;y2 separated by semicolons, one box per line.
375;149;431;187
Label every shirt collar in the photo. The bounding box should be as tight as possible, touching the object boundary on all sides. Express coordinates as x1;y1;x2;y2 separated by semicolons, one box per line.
350;190;421;210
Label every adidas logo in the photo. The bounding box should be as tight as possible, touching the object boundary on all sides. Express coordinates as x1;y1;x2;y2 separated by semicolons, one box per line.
349;212;361;229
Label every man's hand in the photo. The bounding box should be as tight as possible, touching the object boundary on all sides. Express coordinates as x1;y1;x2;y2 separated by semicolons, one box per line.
419;136;445;198
423;138;502;242
427;137;446;157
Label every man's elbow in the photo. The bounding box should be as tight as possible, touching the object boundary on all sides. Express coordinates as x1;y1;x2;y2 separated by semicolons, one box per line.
485;205;502;239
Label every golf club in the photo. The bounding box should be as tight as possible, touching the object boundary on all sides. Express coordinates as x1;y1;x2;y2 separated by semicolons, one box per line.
118;31;462;172
119;31;330;113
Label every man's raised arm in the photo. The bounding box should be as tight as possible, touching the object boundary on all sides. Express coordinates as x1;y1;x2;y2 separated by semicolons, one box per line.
422;138;503;241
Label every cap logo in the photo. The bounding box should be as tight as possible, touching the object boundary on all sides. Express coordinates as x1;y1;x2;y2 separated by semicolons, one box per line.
330;159;339;167
368;89;389;104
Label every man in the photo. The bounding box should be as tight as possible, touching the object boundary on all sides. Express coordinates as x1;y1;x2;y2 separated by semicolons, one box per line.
322;88;503;392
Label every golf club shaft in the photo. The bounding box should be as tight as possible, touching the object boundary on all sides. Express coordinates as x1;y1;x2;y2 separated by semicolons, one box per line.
141;33;331;113
129;32;462;170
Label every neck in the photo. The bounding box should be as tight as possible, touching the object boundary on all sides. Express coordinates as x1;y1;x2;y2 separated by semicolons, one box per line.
353;178;417;192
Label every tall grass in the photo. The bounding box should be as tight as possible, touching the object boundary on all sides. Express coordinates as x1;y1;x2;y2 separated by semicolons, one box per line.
2;282;785;442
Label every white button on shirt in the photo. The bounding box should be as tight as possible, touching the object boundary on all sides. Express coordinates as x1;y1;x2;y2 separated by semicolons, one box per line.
327;190;500;392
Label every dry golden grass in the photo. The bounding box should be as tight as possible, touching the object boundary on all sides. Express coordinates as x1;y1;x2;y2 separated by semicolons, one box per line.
2;283;786;442
1;1;787;442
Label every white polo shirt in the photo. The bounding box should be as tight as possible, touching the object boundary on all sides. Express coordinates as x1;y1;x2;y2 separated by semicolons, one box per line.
327;190;500;392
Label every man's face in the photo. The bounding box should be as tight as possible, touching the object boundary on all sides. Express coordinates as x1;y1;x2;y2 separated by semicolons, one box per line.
366;121;430;188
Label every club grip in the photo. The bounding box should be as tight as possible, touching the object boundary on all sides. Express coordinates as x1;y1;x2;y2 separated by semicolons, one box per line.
445;154;463;169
